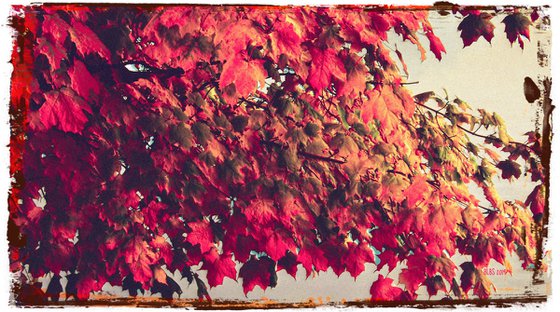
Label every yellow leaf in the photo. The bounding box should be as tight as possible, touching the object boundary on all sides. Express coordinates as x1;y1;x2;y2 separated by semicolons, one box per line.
154;267;167;284
498;126;510;145
484;147;501;162
504;259;513;275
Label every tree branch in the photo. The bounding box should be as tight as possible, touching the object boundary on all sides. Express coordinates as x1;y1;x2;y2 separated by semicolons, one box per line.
416;101;531;149
298;150;347;164
239;97;272;115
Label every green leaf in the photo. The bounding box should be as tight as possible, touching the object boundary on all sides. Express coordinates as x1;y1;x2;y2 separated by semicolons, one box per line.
336;105;351;130
466;142;479;156
304;122;321;137
231;115;249;132
192;122;212;146
170;123;193;148
454;97;471;111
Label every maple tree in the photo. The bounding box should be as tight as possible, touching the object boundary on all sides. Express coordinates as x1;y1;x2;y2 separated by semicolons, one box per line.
8;4;549;304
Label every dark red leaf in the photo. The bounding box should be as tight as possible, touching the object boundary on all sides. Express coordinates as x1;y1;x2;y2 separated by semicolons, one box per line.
457;13;495;47
239;256;276;295
531;9;540;22
496;159;522;180
459;262;476;295
17;282;47;305
277;252;299;279
524;76;541;103
122;274;144;297
194;273;212;301
423;275;446;297
46;274;63;302
525;184;545;219
502;13;531;48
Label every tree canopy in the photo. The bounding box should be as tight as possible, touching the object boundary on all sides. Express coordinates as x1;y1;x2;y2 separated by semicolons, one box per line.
8;4;549;304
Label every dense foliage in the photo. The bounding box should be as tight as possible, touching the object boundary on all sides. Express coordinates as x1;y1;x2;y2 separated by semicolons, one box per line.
8;4;547;303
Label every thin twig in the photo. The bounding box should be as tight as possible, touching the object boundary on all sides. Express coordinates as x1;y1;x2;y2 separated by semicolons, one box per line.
416;102;530;149
298;150;347;164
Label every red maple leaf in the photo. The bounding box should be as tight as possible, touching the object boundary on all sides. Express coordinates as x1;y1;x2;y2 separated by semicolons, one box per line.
35;38;66;68
219;54;267;102
202;249;238;287
425;29;446;61
344;242;375;278
370;275;404;301
41;14;71;44
377;248;400;272
69;60;101;101
68;19;111;61
307;47;346;92
398;254;427;293
243;199;277;226
262;228;297;261
369;12;391;41
150;236;174;265
30;87;91;133
123;237;158;284
361;87;404;133
232;235;257;263
297;242;329;276
215;19;266;57
403;175;429;208
269;19;304;62
186;220;215;254
471;235;506;267
426;255;456;283
143;201;169;230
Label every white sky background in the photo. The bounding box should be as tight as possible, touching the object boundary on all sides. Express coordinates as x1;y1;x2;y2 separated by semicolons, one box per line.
402;11;548;141
0;0;558;311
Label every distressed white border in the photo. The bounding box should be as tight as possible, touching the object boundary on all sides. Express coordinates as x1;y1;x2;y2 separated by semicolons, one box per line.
0;1;557;312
